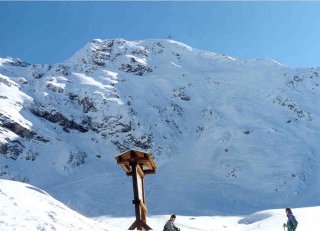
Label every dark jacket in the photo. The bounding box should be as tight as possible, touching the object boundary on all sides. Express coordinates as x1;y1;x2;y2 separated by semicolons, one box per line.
287;213;298;231
163;220;180;231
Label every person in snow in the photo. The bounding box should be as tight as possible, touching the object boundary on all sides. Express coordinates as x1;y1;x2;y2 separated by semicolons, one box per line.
283;208;298;231
163;214;181;231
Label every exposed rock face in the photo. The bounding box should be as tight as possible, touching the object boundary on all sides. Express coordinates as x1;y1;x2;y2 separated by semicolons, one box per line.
64;151;87;172
1;141;24;160
0;114;35;139
119;63;153;76
8;58;30;67
30;107;89;133
78;97;97;113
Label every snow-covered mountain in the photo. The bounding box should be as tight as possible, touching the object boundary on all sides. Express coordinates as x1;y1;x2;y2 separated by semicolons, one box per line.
0;39;319;217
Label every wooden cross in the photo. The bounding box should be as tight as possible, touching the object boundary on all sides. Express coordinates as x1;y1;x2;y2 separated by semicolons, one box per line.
115;150;157;230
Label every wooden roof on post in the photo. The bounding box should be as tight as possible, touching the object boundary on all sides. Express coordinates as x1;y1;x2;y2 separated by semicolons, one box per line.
115;149;157;176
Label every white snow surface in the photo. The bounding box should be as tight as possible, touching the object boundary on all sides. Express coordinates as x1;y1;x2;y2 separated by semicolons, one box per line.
0;39;320;221
1;179;319;231
0;179;106;230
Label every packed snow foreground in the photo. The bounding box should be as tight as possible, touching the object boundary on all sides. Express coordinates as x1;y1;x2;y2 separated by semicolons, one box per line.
1;179;319;230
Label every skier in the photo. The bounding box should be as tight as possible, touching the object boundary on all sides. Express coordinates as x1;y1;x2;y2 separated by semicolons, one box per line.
163;214;181;231
283;208;298;231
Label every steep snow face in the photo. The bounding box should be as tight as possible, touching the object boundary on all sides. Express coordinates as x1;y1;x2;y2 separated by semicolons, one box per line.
0;39;320;217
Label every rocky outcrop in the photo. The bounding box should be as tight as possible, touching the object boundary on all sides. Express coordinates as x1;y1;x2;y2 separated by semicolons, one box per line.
30;106;89;133
55;65;70;76
273;97;312;121
0;140;24;160
90;39;114;66
0;76;20;88
119;63;153;76
78;97;97;113
0;114;35;139
64;151;88;172
46;83;64;93
8;58;30;67
173;87;191;101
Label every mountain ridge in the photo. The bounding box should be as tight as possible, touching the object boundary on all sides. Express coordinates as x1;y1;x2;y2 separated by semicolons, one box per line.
0;38;319;216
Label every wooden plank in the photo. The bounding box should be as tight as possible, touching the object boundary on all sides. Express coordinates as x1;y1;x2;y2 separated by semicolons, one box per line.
143;169;156;174
118;161;155;173
115;151;131;162
146;155;157;171
140;201;147;213
117;160;130;165
117;157;149;165
131;162;142;229
119;164;131;174
116;150;157;174
128;220;138;230
136;164;145;178
141;221;152;230
126;169;156;176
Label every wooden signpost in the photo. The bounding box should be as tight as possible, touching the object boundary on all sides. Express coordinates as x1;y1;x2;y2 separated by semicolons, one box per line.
115;149;157;230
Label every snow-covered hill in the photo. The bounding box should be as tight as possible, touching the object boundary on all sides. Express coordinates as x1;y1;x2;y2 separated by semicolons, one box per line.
1;179;319;231
0;39;319;217
0;179;106;230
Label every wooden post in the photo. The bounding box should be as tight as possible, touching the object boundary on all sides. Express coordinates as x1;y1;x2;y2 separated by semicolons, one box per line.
129;161;141;229
128;160;151;230
115;150;157;231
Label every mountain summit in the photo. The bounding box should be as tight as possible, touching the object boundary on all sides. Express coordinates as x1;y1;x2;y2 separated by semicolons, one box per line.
0;39;319;216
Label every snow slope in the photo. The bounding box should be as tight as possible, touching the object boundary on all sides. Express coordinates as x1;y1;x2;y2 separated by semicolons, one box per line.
1;179;319;231
0;39;320;217
0;179;106;230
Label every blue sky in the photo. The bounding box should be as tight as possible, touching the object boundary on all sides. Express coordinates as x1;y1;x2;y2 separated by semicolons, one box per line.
0;2;319;67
